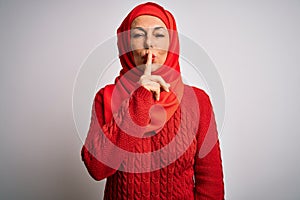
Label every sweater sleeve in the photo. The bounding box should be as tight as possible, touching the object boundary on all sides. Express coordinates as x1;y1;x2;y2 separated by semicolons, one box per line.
193;88;225;200
81;86;154;181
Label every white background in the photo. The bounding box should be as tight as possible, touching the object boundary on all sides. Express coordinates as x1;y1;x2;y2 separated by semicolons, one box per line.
1;0;299;199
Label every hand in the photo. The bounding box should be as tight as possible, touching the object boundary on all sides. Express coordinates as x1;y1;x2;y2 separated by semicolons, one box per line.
138;51;170;101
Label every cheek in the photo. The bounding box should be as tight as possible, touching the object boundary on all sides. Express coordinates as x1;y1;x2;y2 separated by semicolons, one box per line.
131;38;144;51
130;39;144;65
156;42;169;64
157;40;169;57
161;41;170;51
156;36;170;50
133;51;142;61
131;49;143;66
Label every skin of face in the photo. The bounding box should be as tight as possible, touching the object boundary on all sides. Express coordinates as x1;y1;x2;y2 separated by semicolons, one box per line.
130;15;170;72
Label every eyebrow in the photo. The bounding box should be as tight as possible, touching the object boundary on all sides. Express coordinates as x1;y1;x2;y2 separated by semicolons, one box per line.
132;26;167;32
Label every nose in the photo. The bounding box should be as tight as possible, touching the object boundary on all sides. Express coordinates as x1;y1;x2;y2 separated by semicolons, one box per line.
144;35;153;49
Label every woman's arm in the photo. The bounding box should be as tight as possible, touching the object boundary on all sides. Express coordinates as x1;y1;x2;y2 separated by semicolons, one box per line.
81;86;154;181
193;87;225;200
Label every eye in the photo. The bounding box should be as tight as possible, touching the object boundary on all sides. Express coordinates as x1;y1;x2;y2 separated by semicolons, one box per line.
155;34;165;38
131;33;145;38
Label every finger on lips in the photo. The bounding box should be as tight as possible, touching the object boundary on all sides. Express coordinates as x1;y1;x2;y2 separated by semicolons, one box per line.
140;50;171;101
144;51;152;76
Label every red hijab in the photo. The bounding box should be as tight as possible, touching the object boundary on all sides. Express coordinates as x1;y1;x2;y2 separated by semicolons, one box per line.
103;2;184;132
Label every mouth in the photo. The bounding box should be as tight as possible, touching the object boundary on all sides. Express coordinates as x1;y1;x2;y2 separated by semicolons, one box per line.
142;53;156;64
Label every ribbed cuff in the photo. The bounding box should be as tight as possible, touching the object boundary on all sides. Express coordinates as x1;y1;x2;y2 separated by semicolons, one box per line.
129;86;154;126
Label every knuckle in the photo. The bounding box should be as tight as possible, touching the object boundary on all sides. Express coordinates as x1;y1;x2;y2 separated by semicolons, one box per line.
140;74;146;79
154;82;160;87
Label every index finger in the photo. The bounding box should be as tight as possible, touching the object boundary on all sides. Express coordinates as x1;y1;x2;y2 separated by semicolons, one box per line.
143;51;152;76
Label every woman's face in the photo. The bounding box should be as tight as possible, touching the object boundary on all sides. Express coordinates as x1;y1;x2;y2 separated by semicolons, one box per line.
130;15;170;72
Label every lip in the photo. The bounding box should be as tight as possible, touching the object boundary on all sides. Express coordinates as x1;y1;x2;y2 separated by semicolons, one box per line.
142;53;156;63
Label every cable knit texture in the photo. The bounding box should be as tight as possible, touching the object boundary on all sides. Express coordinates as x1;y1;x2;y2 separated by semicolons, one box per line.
81;85;225;199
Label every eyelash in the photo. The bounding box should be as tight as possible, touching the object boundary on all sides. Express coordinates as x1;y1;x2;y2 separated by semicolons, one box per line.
132;34;144;38
131;34;165;38
155;34;165;38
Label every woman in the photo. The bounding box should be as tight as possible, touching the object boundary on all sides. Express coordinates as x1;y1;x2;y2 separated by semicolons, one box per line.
81;2;224;199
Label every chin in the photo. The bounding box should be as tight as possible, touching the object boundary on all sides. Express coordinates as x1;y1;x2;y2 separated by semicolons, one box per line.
151;64;162;71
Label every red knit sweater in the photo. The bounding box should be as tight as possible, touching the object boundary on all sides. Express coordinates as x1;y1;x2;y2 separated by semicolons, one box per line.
81;85;224;200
